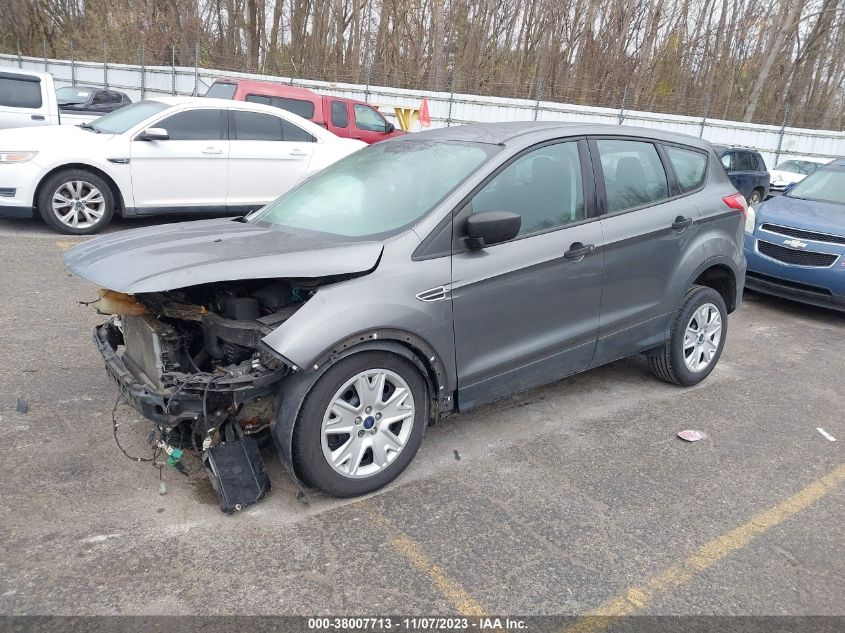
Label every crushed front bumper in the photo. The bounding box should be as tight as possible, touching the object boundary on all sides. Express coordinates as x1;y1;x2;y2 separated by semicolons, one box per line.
93;322;285;428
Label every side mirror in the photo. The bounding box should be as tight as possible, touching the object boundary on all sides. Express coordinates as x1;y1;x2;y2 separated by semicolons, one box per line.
465;211;521;249
137;127;169;141
386;121;395;133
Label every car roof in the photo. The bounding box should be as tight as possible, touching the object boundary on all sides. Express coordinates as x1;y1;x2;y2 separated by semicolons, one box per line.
211;77;318;99
402;121;713;149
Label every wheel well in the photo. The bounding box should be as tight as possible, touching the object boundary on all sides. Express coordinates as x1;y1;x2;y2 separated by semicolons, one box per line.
694;265;737;313
312;330;451;421
33;164;126;215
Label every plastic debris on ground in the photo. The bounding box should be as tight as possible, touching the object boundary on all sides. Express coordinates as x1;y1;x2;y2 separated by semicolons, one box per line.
16;398;28;414
677;429;706;442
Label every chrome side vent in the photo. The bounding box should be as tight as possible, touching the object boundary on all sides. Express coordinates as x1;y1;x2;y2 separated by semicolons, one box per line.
415;285;450;302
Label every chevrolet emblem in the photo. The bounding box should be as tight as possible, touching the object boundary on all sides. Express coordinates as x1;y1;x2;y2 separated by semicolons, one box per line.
783;238;808;249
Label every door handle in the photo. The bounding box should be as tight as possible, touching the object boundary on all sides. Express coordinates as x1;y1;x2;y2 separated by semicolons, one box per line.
289;149;308;157
671;216;693;231
564;242;595;260
31;114;45;121
202;147;223;155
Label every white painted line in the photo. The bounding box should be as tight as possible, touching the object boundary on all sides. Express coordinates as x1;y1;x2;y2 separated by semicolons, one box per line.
816;428;837;442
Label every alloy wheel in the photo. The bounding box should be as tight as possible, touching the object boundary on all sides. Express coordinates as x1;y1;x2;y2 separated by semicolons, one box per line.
52;180;106;229
320;368;415;479
683;303;722;372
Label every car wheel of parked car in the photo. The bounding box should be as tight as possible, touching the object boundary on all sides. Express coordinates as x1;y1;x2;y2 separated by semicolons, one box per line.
37;169;115;235
648;285;728;386
747;188;763;205
292;351;428;496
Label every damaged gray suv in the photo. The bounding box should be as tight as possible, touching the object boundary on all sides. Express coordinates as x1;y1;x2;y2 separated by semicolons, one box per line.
66;122;746;508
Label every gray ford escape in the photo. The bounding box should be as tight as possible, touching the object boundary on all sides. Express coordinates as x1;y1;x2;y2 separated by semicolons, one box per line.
66;122;746;509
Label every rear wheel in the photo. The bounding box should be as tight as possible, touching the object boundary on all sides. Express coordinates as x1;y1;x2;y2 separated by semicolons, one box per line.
648;285;727;386
292;351;427;497
748;188;763;205
37;169;115;235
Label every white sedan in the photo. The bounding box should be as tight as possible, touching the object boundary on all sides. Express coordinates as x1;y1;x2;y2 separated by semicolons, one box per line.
0;97;365;234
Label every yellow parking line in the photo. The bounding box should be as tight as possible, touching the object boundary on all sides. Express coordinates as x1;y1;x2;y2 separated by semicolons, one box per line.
565;463;845;633
362;503;486;616
56;239;77;252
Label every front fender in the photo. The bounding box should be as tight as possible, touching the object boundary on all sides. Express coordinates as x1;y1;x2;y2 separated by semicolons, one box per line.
261;252;456;390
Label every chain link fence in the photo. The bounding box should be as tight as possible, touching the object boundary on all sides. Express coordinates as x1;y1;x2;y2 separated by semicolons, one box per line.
3;40;845;166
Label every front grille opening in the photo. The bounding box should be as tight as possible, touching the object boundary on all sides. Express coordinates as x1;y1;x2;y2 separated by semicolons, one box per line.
757;240;838;267
761;223;845;246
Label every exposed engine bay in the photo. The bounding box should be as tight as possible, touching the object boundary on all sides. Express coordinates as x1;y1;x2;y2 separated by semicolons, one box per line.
90;275;345;513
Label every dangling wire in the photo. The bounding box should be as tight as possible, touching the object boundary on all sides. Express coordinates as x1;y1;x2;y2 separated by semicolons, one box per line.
112;386;161;463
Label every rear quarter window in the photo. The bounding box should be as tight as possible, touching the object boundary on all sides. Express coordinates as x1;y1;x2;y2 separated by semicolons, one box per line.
665;146;708;193
0;75;43;108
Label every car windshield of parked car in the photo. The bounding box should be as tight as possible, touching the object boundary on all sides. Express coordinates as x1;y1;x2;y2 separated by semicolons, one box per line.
251;140;498;238
787;164;845;206
87;100;169;134
56;86;92;105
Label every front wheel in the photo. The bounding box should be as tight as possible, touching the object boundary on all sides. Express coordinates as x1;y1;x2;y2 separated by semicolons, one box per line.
292;351;428;497
37;169;115;235
648;285;728;386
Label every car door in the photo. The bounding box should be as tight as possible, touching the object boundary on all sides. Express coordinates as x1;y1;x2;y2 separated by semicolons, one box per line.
451;139;603;409
591;138;705;366
225;109;316;212
0;72;50;128
352;104;393;144
129;108;228;211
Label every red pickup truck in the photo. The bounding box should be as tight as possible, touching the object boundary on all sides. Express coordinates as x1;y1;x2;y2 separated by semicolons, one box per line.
205;78;405;145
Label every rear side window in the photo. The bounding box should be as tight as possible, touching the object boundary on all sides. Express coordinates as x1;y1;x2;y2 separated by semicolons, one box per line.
205;82;237;99
157;109;223;140
233;111;283;141
665;146;708;193
331;101;348;128
0;75;42;108
596;139;669;212
281;120;316;143
246;94;316;120
735;152;757;171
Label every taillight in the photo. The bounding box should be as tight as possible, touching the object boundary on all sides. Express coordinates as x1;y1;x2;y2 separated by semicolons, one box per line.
722;193;748;219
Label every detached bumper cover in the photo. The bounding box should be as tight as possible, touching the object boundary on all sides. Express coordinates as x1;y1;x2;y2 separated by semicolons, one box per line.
93;323;285;427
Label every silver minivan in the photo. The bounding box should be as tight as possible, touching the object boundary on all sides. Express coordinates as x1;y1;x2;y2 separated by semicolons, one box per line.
67;122;747;510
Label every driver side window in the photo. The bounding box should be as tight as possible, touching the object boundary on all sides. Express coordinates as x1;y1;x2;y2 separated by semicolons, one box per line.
471;141;585;236
353;104;388;132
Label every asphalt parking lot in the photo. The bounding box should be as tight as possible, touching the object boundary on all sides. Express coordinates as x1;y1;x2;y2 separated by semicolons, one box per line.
0;216;843;619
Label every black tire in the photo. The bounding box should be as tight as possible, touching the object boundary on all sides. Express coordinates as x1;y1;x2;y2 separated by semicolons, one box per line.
37;169;116;235
648;285;728;386
747;188;763;205
292;351;428;497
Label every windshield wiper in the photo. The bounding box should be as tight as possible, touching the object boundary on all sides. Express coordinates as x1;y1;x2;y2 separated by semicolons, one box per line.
79;122;101;133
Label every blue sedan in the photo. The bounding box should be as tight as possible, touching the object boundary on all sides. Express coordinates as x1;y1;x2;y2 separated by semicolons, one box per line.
744;158;845;311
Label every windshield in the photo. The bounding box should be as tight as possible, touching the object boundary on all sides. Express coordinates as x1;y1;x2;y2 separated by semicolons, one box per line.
205;82;237;99
776;160;822;175
251;140;498;238
56;86;92;105
787;164;845;206
87;100;169;134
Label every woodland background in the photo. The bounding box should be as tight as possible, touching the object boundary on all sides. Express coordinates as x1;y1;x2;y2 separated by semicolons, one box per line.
1;0;844;130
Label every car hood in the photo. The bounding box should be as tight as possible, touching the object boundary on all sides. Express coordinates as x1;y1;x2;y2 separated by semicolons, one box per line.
65;218;384;293
0;123;116;147
755;194;845;236
769;170;803;185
